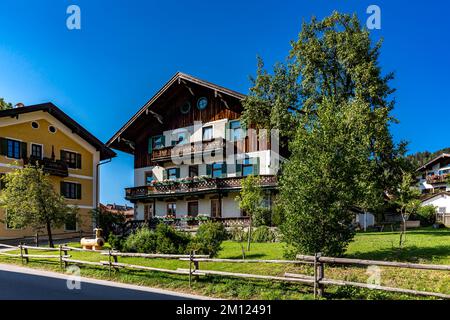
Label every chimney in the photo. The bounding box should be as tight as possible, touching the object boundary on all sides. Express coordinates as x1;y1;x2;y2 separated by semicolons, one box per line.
14;102;25;109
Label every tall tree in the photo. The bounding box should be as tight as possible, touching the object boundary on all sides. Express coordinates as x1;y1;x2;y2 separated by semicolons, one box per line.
243;12;410;256
0;98;12;111
0;165;78;247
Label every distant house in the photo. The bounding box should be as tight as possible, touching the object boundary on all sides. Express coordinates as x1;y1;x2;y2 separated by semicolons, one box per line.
99;203;134;221
416;153;450;226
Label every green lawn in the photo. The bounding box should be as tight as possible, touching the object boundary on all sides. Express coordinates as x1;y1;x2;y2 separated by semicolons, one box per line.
0;227;449;300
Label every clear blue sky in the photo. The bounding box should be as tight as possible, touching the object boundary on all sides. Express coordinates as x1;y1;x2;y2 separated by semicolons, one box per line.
0;0;449;205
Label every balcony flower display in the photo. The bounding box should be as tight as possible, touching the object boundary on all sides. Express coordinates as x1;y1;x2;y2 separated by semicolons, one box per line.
196;214;210;221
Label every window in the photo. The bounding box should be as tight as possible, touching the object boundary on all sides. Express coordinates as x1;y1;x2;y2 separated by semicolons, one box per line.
153;135;164;149
65;214;77;231
144;203;154;221
211;199;221;218
31;144;43;159
171;131;188;146
202;126;213;141
438;207;446;214
61;182;82;199
145;172;155;185
187;201;199;217
61;150;81;169
48;125;57;134
167;203;176;216
189;165;198;178
212;163;225;178
229;120;242;141
7;139;21;159
166;168;179;180
31;121;39;129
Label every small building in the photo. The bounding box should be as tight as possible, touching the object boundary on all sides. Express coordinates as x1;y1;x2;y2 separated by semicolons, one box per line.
99;203;134;221
0;103;116;239
416;153;450;226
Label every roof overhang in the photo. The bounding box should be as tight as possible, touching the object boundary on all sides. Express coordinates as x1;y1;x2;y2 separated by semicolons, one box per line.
0;103;116;160
106;72;246;154
416;153;450;172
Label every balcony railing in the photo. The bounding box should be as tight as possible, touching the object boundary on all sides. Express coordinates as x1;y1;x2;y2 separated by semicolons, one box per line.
24;156;69;177
151;138;226;162
125;175;278;200
426;174;448;185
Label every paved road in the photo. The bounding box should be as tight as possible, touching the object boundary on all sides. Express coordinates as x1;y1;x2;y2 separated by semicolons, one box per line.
0;264;204;300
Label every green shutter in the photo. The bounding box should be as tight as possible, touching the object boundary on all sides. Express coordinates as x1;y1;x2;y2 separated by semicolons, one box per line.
76;154;82;169
60;181;65;197
0;138;7;156
253;157;260;175
236;161;243;177
206;164;212;177
20;142;27;159
148;137;153;154
161;135;166;148
163;169;168;180
221;163;227;178
60;150;66;162
76;184;82;200
175;167;180;179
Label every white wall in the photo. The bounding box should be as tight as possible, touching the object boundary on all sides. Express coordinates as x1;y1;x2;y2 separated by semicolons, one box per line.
422;194;450;213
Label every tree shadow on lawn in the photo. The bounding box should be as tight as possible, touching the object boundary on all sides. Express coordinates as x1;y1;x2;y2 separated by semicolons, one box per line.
358;230;450;237
224;253;266;260
346;245;450;263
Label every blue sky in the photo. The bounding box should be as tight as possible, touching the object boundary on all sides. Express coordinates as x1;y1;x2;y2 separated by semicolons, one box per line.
0;0;449;204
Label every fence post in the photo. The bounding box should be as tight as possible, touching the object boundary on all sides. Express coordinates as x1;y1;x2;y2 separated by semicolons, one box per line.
19;244;24;264
189;250;193;288
63;245;68;269
193;250;199;281
313;253;318;299
35;232;39;247
316;252;324;297
23;247;29;264
59;244;63;269
108;249;112;278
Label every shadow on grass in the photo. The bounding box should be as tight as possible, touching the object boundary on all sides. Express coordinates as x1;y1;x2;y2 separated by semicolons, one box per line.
346;245;450;263
224;253;266;260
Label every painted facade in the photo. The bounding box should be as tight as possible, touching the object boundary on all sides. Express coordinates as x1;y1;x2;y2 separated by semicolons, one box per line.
0;103;115;239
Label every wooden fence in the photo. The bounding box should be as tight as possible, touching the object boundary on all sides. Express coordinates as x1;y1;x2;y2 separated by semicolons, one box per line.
0;243;449;300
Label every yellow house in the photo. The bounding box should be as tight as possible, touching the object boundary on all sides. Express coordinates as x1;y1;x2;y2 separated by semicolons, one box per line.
0;103;116;239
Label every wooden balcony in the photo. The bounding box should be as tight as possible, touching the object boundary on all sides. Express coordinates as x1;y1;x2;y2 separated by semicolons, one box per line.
125;175;278;200
24;156;69;177
151;138;225;162
426;174;448;185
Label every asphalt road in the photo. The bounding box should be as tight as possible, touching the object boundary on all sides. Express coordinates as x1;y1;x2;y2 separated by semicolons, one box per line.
0;264;201;300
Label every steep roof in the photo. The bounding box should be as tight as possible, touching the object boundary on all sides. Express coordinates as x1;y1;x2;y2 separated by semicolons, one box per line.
106;72;245;153
420;191;450;202
0;102;116;160
416;153;450;172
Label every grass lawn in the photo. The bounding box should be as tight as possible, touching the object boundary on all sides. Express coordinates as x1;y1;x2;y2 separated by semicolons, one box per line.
0;227;449;300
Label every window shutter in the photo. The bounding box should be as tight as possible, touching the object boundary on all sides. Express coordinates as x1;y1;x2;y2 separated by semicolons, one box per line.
206;164;212;177
60;181;65;197
163;169;168;180
236;161;242;177
148;137;153;154
161;135;166;148
253;157;260;175
76;153;82;169
60;150;66;162
20;142;27;159
0;138;7;156
76;184;82;199
221;163;227;178
175;167;180;179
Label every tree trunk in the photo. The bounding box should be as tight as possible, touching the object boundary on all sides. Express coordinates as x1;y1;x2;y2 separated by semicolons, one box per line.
399;213;407;248
247;217;252;252
46;220;54;248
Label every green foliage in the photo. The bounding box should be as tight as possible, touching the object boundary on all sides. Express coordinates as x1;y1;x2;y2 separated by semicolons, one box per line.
413;205;437;226
0;165;78;247
91;207;126;237
251;226;277;243
242;12;411;256
188;221;227;257
123;224;191;254
407;147;450;168
0;98;12;111
108;232;125;251
252;208;272;227
236;175;264;222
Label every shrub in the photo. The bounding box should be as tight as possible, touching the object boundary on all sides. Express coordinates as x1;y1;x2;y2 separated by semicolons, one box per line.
107;232;125;251
123;224;191;254
253;208;272;227
189;221;227;257
414;205;436;226
252;226;276;242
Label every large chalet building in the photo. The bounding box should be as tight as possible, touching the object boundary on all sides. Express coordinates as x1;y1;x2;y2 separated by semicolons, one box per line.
107;72;279;221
